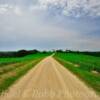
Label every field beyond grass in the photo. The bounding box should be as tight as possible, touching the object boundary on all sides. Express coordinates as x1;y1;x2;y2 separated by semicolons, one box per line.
54;53;100;95
0;53;51;94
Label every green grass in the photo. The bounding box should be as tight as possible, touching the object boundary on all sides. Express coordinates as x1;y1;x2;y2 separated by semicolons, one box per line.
0;53;51;66
0;53;51;94
54;53;100;95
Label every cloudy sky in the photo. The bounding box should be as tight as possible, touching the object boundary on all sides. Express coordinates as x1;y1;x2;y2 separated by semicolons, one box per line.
0;0;100;51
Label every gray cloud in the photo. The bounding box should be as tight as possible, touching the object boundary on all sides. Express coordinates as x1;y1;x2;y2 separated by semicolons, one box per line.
0;0;100;17
36;0;100;17
0;0;100;51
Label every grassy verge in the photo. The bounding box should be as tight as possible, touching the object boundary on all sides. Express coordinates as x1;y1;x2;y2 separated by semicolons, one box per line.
54;53;100;95
0;53;51;66
0;53;50;94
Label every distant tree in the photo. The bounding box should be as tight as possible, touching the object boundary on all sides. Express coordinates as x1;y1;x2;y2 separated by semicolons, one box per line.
56;49;64;53
65;49;72;53
16;50;28;57
29;49;39;54
42;51;47;54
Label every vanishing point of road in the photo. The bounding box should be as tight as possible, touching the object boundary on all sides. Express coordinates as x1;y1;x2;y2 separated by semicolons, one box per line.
0;56;99;100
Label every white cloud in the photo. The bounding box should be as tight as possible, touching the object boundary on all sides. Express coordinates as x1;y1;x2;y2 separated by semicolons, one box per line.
36;0;100;17
0;4;8;14
13;7;23;16
0;4;23;16
0;0;100;17
0;7;7;14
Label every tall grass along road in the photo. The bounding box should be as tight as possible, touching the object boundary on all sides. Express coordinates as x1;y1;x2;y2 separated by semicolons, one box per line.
0;53;50;94
0;56;99;100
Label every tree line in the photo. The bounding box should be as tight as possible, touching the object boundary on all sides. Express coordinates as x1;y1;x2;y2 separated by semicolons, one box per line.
0;49;100;57
55;49;100;57
0;49;39;57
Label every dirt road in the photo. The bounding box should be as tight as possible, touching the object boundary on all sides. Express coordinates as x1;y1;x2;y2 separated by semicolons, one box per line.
0;57;99;100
